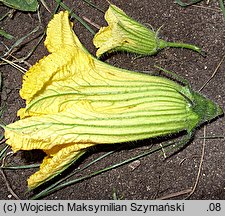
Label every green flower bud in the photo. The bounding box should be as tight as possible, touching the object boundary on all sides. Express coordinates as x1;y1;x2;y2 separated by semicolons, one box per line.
94;4;202;57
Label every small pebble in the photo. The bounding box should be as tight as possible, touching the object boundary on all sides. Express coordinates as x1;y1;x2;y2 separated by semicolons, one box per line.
128;160;141;171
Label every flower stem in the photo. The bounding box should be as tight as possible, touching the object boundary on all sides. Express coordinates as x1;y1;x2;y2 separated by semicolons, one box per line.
166;41;202;53
159;39;204;55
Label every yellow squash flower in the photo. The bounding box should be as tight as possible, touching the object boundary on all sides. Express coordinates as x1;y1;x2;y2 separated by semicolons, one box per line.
93;4;202;57
3;11;222;189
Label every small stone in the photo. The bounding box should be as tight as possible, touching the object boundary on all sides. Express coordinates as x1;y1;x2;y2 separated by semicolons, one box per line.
128;160;141;171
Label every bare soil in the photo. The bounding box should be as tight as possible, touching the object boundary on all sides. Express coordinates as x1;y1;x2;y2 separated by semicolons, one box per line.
0;0;224;200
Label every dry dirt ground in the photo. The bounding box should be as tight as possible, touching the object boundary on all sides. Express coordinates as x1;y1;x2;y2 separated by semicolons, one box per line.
0;0;224;200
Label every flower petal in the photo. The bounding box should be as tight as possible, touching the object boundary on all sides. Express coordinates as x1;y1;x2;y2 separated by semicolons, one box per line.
19;11;90;109
44;11;84;53
5;110;96;152
19;45;92;113
5;93;195;153
28;146;88;189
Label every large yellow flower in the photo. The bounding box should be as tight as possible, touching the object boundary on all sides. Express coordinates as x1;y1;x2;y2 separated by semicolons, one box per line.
93;4;202;57
4;11;222;189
